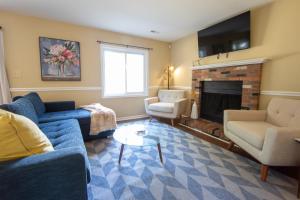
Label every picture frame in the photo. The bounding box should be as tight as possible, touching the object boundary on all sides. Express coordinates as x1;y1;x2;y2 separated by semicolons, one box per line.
39;37;81;81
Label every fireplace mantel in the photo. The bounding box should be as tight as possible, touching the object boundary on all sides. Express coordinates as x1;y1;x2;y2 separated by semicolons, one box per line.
192;58;268;70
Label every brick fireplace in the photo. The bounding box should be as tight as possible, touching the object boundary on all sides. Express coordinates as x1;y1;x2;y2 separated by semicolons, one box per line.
192;60;263;123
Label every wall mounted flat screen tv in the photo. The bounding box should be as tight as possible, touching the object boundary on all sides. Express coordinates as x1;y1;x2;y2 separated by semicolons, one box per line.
198;11;250;58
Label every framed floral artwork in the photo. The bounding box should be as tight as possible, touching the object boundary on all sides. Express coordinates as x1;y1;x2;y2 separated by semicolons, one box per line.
39;37;81;81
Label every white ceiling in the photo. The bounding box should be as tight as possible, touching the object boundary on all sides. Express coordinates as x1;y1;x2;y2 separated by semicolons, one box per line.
0;0;272;42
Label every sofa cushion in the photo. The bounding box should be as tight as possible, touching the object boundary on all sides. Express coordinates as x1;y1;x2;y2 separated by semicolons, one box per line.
227;121;277;150
38;109;90;123
7;98;39;124
39;119;91;182
0;109;54;161
148;102;174;113
24;92;46;116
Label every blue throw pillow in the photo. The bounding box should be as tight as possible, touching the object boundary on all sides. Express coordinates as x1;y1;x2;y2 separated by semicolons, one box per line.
7;98;39;124
24;92;46;116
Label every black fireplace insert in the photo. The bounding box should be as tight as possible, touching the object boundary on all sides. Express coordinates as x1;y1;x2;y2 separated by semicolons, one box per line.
200;81;243;123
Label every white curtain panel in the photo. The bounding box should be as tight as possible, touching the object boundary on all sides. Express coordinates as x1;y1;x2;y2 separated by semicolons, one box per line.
0;30;12;104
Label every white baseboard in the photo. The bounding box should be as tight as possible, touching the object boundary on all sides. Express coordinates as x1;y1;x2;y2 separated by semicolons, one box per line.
117;114;149;122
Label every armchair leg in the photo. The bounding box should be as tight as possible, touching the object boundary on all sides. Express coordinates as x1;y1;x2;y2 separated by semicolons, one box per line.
260;164;269;181
149;116;153;122
171;119;174;126
227;141;234;150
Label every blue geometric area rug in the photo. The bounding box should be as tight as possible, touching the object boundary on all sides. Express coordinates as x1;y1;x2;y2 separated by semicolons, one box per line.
85;119;298;200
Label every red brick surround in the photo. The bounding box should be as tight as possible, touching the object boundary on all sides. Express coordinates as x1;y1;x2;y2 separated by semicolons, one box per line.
192;63;263;114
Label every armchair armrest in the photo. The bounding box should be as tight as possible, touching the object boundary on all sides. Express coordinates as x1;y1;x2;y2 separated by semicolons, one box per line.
144;97;159;105
173;98;188;117
260;127;300;166
0;147;88;200
224;110;267;128
44;101;75;112
144;97;159;112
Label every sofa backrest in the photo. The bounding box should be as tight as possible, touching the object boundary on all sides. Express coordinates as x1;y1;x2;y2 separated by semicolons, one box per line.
23;92;46;116
266;98;300;128
0;104;9;111
158;90;185;103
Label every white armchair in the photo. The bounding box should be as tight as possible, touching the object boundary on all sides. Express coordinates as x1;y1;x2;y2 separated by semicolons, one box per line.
144;90;187;126
224;98;300;181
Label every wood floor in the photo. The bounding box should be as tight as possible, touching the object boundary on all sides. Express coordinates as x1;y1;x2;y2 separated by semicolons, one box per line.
180;117;229;141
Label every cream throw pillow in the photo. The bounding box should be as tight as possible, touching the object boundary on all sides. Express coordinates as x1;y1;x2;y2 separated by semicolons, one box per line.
0;109;54;161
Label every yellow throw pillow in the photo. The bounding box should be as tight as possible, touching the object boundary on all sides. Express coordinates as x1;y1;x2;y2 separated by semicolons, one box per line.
0;109;54;161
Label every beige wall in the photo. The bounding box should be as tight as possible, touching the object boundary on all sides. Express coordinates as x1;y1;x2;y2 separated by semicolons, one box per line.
1;0;299;118
0;11;170;118
171;0;300;109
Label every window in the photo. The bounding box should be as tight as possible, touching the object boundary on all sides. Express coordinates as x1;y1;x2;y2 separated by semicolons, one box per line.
100;44;149;98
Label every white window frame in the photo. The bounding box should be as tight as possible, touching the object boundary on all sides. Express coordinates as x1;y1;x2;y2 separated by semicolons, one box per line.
100;43;149;98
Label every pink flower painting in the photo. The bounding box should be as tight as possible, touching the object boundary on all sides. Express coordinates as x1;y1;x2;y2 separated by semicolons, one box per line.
39;37;81;81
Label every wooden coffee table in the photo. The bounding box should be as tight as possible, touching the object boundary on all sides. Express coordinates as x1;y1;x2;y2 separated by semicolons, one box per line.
113;124;163;164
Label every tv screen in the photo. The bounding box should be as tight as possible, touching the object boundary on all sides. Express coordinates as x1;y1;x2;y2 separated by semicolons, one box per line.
198;11;250;58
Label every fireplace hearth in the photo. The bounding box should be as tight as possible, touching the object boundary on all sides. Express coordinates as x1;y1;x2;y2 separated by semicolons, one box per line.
200;81;242;123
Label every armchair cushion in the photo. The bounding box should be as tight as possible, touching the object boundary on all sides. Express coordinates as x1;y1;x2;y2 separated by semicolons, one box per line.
148;102;174;113
24;92;46;116
227;121;276;150
266;98;300;128
158;90;185;103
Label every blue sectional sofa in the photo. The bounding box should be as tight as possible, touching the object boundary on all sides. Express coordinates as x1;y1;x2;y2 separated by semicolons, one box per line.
13;92;114;141
0;92;114;200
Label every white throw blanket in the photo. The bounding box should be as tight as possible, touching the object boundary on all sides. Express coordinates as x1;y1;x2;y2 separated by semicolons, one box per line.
81;103;117;135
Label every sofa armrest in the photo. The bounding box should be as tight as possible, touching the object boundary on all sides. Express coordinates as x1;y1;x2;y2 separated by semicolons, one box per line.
173;98;188;117
0;148;88;200
260;127;300;166
44;101;75;112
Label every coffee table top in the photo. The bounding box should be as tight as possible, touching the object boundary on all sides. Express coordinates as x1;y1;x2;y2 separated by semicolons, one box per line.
113;124;159;146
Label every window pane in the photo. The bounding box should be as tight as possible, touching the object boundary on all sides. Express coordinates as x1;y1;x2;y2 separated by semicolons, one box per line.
126;53;144;93
104;50;126;96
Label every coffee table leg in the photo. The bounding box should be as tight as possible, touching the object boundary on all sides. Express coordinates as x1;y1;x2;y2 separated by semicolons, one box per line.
157;143;163;163
298;167;300;198
118;144;125;164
